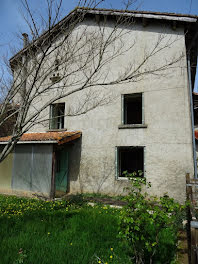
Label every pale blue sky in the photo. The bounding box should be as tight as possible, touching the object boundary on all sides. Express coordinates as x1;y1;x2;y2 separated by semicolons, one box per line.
0;0;198;77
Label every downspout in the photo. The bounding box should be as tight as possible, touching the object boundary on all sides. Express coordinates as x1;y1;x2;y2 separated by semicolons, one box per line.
22;33;28;98
187;55;197;178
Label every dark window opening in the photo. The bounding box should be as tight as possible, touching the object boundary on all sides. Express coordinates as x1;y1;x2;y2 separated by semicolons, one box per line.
194;109;198;126
118;147;144;177
194;93;198;126
124;93;142;124
55;59;59;71
50;103;65;129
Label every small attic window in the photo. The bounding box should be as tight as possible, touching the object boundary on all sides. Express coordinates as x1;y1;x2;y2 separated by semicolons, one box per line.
55;59;59;71
50;59;61;83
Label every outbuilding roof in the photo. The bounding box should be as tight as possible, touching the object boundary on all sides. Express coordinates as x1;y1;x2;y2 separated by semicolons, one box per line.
195;130;198;140
0;131;81;145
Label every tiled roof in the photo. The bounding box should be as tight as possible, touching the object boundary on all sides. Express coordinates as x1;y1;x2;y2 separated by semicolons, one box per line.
195;130;198;140
195;129;198;140
82;7;198;19
10;7;197;65
0;131;81;145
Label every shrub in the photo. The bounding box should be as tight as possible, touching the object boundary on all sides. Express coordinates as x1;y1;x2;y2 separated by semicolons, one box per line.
118;171;184;264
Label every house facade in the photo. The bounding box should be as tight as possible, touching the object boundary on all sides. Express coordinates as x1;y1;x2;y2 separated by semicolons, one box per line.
0;8;197;202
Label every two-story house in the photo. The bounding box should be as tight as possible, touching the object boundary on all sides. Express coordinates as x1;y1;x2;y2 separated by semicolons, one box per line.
0;8;197;202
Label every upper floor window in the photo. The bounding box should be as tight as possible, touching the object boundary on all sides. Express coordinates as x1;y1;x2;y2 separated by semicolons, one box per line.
122;93;143;124
49;103;65;129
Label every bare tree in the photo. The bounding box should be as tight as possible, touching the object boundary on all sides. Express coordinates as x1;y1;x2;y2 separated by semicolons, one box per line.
0;0;184;162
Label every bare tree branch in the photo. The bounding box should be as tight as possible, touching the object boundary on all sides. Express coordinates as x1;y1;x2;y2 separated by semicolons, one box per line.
0;0;184;162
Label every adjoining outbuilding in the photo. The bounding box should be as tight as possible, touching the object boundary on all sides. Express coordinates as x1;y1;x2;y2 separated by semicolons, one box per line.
0;131;81;197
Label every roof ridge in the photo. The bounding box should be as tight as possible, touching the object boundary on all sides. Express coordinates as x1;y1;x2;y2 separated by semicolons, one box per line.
10;7;197;65
77;7;198;18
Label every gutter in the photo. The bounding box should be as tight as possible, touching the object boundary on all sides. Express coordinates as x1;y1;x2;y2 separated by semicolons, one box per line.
83;9;197;23
0;141;57;144
187;55;197;178
10;8;197;66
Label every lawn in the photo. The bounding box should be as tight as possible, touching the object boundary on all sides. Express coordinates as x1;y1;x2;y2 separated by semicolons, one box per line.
0;195;131;264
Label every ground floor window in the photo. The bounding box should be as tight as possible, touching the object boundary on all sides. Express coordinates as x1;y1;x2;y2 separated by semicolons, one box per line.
116;146;144;178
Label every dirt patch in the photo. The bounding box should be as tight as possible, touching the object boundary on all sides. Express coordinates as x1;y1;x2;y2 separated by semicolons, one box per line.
83;196;126;206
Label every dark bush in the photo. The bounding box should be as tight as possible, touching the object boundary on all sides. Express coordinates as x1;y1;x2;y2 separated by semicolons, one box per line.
118;171;184;264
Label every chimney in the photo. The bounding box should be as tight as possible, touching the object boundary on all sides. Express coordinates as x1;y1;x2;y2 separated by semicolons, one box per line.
22;33;29;48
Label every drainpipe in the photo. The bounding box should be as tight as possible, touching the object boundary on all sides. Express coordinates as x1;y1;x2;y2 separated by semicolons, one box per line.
187;55;197;178
21;33;28;98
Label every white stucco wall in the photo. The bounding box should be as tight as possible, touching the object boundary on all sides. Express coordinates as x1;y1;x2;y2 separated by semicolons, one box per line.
17;18;194;202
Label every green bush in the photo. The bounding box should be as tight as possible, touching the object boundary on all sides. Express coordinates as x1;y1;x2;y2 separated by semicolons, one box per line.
118;171;184;264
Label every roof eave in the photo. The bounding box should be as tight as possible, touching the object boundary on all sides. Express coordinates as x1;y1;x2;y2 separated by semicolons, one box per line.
0;140;57;144
83;9;197;23
9;7;198;66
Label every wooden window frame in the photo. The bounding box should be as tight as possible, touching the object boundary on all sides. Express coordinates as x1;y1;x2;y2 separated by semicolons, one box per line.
121;93;144;125
49;103;65;130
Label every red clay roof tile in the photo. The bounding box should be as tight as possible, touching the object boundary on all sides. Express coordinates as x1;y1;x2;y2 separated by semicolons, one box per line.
0;131;81;145
195;130;198;140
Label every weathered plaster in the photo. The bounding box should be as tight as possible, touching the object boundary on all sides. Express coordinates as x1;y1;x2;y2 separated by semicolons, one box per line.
12;19;194;202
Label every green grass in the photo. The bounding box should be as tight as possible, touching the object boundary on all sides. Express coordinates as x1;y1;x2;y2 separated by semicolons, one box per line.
0;195;131;264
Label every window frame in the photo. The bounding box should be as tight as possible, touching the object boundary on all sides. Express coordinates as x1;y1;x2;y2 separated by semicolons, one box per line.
121;93;144;125
115;146;146;180
49;103;65;130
